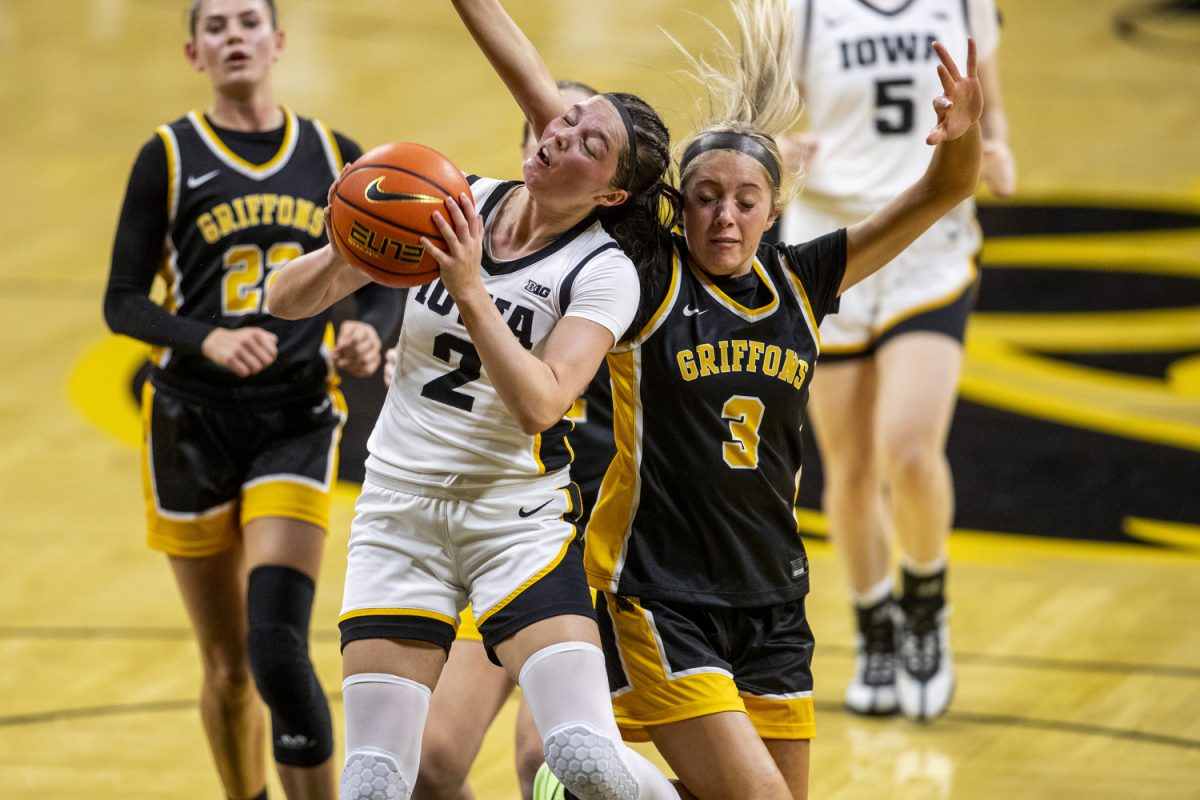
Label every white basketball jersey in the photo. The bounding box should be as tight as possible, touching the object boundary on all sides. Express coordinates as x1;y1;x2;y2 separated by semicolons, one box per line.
792;0;998;208
367;176;639;480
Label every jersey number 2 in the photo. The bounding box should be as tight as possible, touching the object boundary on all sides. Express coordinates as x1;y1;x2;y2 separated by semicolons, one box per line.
722;395;765;469
421;333;482;412
222;242;302;315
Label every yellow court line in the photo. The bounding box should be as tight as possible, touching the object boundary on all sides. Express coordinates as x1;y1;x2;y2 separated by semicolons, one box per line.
969;307;1200;352
980;229;1200;277
960;337;1200;452
1124;517;1200;553
796;509;1200;564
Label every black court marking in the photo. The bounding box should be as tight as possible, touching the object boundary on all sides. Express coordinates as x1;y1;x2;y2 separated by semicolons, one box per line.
810;700;1200;751
0;625;337;642
4;625;1200;753
3;682;1196;751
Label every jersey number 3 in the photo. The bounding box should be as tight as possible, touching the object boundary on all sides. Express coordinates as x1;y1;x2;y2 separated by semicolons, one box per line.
722;395;765;469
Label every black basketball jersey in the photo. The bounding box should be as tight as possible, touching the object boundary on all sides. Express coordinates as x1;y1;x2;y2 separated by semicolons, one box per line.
567;362;617;520
585;230;846;606
151;107;347;401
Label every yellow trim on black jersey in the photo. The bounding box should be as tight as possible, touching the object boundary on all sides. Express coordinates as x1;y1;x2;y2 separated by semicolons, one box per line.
584;348;642;593
532;432;547;474
690;256;780;322
778;252;823;352
187;106;299;179
311;118;345;174
155;126;180;223
616;245;683;352
153;124;185;344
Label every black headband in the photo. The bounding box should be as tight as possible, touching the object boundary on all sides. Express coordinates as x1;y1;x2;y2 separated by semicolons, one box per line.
604;93;639;172
680;132;781;187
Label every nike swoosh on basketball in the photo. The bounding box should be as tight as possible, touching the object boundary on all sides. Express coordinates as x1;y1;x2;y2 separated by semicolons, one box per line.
517;499;553;518
364;177;441;204
682;305;707;317
186;169;220;189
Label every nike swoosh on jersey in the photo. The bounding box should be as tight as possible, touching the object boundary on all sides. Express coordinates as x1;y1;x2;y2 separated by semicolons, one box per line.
682;305;707;317
186;169;220;189
365;177;441;204
517;499;553;518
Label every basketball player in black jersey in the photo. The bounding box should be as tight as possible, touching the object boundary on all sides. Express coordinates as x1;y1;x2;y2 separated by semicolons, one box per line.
103;2;400;798
477;1;985;798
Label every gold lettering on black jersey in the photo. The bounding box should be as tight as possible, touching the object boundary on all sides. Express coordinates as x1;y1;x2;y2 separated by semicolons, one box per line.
261;194;279;225
676;339;811;391
196;194;328;244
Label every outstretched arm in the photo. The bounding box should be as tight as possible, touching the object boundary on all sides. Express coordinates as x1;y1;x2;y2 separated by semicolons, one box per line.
267;241;370;320
841;39;983;293
978;55;1016;197
450;0;567;140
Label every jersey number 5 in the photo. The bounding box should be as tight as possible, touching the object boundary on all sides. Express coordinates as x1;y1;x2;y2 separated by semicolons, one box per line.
874;78;915;135
421;333;483;412
722;395;765;470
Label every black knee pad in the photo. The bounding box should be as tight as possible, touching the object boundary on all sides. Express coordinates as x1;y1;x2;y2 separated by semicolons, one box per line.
246;565;333;767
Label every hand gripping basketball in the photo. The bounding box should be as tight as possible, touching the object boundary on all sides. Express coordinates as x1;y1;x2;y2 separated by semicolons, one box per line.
329;142;472;288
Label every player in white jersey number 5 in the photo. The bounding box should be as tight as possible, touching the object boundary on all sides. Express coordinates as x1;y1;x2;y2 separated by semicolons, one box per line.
779;0;1016;722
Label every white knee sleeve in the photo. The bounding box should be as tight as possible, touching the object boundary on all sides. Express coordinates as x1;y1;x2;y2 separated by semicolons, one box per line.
519;642;678;800
341;673;431;800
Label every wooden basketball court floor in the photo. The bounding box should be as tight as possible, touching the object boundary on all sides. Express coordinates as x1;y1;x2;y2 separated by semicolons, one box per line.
1;1;1198;797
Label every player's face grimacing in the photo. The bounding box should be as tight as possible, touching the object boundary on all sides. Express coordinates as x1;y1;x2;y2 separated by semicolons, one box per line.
682;150;779;279
523;96;629;210
186;0;284;91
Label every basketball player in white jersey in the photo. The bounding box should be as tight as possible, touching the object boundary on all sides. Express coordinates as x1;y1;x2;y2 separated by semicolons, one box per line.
396;79;607;800
267;0;684;796
778;0;1016;721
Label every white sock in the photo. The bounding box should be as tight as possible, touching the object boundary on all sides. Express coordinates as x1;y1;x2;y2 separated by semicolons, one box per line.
852;575;894;608
342;673;431;791
519;642;678;799
902;554;948;577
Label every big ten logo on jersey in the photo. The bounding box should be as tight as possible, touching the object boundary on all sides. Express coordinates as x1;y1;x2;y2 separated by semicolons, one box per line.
348;220;424;265
197;193;325;244
523;279;551;298
411;279;537;349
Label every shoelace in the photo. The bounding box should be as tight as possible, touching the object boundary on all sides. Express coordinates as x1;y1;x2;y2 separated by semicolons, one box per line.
860;608;896;685
899;606;941;680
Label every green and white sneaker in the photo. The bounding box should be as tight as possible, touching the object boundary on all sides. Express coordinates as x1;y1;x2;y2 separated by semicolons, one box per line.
532;763;568;800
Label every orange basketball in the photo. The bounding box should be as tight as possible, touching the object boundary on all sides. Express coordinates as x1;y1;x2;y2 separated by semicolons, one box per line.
329;142;471;288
